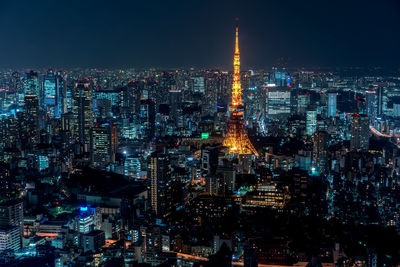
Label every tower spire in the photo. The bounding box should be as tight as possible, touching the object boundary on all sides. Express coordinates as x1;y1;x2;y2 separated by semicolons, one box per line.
235;18;239;54
222;20;258;156
232;18;242;107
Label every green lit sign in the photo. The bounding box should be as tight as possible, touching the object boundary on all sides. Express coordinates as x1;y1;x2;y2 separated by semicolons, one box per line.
201;133;209;139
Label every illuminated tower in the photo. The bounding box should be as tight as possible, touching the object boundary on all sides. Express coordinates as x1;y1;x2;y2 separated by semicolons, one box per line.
223;21;258;156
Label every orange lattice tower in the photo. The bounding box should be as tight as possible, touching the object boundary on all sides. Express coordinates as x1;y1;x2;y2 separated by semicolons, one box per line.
222;20;258;156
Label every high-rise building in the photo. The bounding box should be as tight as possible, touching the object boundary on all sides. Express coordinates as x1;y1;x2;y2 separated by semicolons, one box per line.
74;207;101;234
120;85;135;116
271;67;290;87
42;71;65;117
366;90;376;119
24;71;40;96
0;199;24;234
266;87;292;120
376;87;384;116
38;155;50;171
0;226;21;251
80;230;105;253
139;98;156;140
393;102;400;118
297;93;310;115
0;198;23;250
1;118;19;149
90;123;118;167
73;81;93;150
24;94;40;146
168;87;183;128
149;152;171;217
312;131;329;174
193;77;205;93
90;126;111;168
306;109;317;136
125;155;141;179
327;92;337;117
61;112;75;134
350;114;370;152
222;21;258;156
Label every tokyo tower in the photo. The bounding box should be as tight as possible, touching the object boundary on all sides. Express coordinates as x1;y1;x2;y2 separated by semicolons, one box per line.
222;21;259;156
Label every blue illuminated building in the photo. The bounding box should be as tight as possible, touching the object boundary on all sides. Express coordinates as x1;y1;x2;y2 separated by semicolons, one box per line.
328;92;337;117
42;70;65;118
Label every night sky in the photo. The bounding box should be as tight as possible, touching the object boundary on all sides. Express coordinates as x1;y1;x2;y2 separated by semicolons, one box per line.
0;0;399;69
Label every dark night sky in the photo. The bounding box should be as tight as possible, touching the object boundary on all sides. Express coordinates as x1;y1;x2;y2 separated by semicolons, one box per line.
0;0;399;69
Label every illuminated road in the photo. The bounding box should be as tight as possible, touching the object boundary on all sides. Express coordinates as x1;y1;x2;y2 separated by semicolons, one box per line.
174;252;307;267
369;125;392;138
369;125;400;149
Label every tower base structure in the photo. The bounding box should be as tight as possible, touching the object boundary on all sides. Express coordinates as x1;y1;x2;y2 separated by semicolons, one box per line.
223;107;258;156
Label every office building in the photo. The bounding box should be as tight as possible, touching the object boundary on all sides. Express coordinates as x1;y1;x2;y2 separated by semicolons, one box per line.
74;207;101;234
149;152;171;217
0;199;24;234
90;126;111;168
24;71;40;96
306;109;317;136
266;87;291;120
73;81;93;150
350;114;370;152
42;71;65;117
125;155;141;179
193;77;205;93
139;98;156;140
80;230;105;253
168;87;183;128
271;67;290;87
365;90;376;119
393;103;400;118
0;225;21;251
376;87;384;116
312;131;329;174
24;94;40;146
327;92;337;117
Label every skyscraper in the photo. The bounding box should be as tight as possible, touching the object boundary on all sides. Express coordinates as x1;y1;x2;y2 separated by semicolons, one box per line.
376;87;384;116
327;92;337;117
366;90;376;119
271;67;290;87
193;77;205;93
139;98;156;140
0;199;23;251
168;87;183;128
393;102;400;118
124;155;141;179
42;71;65;118
149;152;171;218
0;199;24;234
90;126;111;168
73;81;93;150
266;87;292;119
0;226;21;251
24;70;40;96
24;94;40;146
312;130;329;174
222;21;258;156
89;123;118;167
306;109;317;136
120;85;135;116
297;93;310;115
350;114;370;152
